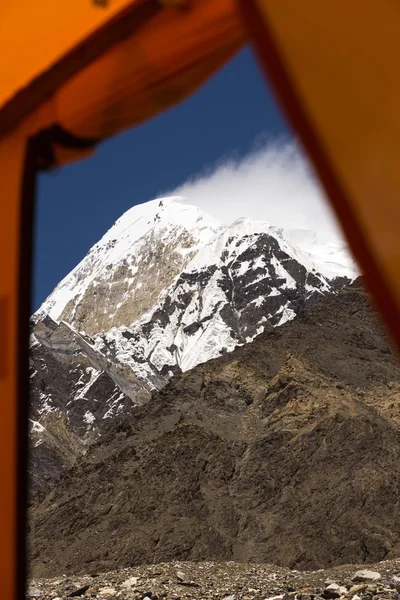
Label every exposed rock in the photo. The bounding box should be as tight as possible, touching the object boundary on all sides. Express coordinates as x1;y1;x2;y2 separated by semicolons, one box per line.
67;584;90;597
98;586;117;595
324;583;347;598
28;314;167;501
348;585;368;596
121;576;138;588
391;576;400;591
352;572;382;583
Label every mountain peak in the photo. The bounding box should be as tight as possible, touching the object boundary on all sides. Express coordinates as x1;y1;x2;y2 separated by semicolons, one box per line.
35;196;358;334
100;195;223;247
35;197;224;328
29;196;359;500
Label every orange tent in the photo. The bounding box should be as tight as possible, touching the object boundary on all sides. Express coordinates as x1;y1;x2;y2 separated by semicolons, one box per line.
1;1;400;597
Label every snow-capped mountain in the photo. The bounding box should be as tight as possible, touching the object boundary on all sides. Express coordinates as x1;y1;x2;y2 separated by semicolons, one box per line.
29;196;357;498
95;219;335;377
35;196;357;334
35;197;224;335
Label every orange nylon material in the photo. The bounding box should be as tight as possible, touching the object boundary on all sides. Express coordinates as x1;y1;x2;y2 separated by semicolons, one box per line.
0;128;26;600
7;0;400;596
53;0;246;150
245;0;400;339
0;0;140;110
0;100;57;599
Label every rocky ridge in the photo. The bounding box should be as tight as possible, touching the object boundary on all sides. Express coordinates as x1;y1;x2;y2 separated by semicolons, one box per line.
29;317;161;502
29;281;400;576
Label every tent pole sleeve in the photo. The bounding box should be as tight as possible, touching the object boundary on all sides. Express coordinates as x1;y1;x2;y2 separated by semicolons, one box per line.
0;129;37;600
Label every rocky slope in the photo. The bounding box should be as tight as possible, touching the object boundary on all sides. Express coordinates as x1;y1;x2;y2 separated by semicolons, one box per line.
29;280;400;577
29;198;356;499
29;316;163;502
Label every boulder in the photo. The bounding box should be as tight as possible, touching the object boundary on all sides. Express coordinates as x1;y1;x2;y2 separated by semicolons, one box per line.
351;571;381;583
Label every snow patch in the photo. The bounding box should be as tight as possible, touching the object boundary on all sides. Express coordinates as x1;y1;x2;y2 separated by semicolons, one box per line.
29;419;45;434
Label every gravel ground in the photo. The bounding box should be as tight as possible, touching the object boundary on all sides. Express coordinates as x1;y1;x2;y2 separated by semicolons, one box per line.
27;558;400;600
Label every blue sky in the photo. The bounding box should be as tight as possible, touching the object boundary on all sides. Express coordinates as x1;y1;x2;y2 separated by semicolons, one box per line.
33;47;290;310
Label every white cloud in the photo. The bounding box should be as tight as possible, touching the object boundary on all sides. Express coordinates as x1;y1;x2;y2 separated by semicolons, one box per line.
163;139;344;239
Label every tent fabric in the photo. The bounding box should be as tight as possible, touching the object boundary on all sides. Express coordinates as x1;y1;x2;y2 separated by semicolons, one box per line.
2;0;400;598
239;0;400;347
0;0;246;161
46;0;246;167
0;128;27;600
0;0;153;135
55;0;245;146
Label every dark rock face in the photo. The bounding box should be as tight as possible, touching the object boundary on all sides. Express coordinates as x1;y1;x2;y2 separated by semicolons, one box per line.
28;315;161;503
29;280;400;577
111;230;336;377
151;232;331;343
30;342;129;437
